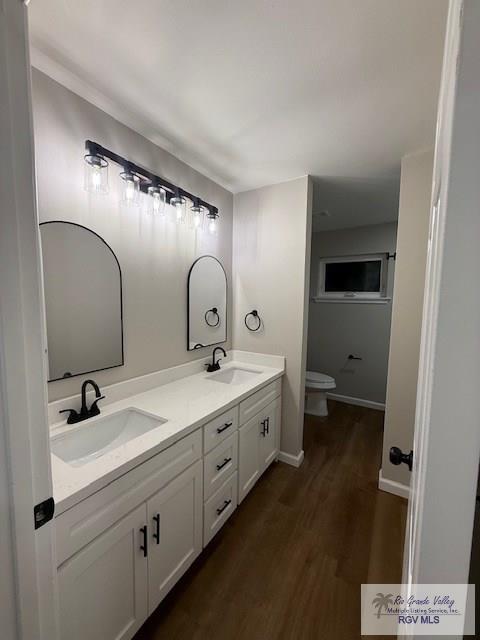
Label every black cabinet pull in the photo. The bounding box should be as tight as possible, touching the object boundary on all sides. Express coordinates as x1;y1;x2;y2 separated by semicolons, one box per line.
153;514;160;544
261;418;269;437
265;417;270;434
216;499;231;515
216;457;232;471
140;525;148;557
217;421;232;434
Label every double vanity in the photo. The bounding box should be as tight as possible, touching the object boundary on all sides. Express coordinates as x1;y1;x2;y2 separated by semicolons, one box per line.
40;216;284;638
49;352;284;640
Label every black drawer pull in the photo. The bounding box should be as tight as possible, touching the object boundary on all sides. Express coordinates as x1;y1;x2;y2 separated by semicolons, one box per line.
217;421;233;434
140;525;148;557
153;514;160;544
216;499;231;515
216;457;232;471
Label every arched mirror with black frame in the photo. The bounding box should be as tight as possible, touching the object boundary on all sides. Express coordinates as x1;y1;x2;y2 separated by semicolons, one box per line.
39;221;124;382
187;255;227;351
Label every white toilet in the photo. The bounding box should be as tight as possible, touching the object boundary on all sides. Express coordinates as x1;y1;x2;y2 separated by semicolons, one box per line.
305;371;336;417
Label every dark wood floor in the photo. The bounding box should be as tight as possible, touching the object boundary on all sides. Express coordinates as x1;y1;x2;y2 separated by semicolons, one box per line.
135;402;407;640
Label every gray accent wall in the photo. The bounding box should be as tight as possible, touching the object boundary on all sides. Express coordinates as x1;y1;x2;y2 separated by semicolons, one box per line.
307;222;398;405
32;70;233;401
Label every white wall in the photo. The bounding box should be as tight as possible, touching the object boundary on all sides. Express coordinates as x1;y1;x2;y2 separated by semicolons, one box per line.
381;149;433;488
308;222;397;405
232;177;313;458
31;70;233;401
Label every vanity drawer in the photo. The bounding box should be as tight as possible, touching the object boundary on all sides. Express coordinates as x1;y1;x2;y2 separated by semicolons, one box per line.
203;406;239;453
56;429;202;565
203;432;238;500
239;379;282;425
203;472;238;547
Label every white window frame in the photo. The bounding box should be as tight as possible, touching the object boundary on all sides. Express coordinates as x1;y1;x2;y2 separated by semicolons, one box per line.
316;253;388;300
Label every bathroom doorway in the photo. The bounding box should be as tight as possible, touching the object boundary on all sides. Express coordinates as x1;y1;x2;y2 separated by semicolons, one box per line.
305;144;435;505
306;178;400;416
302;175;408;591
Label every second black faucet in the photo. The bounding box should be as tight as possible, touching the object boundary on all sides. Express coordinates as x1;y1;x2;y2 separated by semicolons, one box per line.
59;379;105;424
206;347;227;372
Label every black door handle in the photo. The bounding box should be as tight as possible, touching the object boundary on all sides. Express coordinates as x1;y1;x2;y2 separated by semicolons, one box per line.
389;446;413;472
140;525;148;557
153;514;160;544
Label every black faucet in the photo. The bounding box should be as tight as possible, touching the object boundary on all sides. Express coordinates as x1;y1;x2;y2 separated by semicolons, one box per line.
59;379;105;424
206;347;227;372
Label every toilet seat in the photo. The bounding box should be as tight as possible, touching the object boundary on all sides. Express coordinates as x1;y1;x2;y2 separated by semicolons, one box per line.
305;371;336;390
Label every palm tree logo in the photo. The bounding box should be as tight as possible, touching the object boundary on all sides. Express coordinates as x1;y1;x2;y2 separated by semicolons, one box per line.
372;593;394;618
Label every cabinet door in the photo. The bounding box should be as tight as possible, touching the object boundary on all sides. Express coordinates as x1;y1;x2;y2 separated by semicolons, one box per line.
238;413;261;503
259;397;281;473
147;460;203;613
58;504;148;640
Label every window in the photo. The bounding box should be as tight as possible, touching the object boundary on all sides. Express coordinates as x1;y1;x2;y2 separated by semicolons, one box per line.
316;253;388;300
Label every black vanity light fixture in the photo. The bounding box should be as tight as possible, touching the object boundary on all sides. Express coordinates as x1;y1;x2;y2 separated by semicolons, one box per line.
84;140;219;233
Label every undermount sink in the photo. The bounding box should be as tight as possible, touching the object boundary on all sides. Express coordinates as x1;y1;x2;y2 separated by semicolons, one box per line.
207;367;261;385
51;408;167;467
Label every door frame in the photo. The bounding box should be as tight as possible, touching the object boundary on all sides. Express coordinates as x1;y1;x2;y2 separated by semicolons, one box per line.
0;1;58;638
404;0;480;635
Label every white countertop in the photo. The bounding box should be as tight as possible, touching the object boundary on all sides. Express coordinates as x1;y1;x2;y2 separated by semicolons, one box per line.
50;355;284;515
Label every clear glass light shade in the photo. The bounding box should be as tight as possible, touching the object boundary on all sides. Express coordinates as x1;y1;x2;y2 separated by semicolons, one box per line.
189;204;205;230
207;213;218;236
120;171;140;205
147;186;166;215
84;154;108;194
171;196;187;223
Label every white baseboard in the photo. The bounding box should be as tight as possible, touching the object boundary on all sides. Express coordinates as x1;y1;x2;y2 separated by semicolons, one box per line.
278;449;304;468
378;469;410;499
326;392;385;411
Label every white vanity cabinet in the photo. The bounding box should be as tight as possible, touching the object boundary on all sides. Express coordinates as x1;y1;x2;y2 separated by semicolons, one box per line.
55;432;203;640
54;375;282;640
57;460;203;640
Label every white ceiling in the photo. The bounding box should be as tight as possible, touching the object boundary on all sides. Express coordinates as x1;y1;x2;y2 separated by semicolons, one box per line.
28;0;447;201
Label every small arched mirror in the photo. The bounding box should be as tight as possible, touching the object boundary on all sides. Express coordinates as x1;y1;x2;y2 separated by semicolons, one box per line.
40;221;124;381
188;256;227;350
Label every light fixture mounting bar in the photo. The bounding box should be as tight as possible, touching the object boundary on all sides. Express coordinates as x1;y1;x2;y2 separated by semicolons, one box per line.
85;140;219;217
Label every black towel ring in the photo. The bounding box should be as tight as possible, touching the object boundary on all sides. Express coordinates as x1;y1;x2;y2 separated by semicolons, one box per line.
205;307;220;327
245;309;261;332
